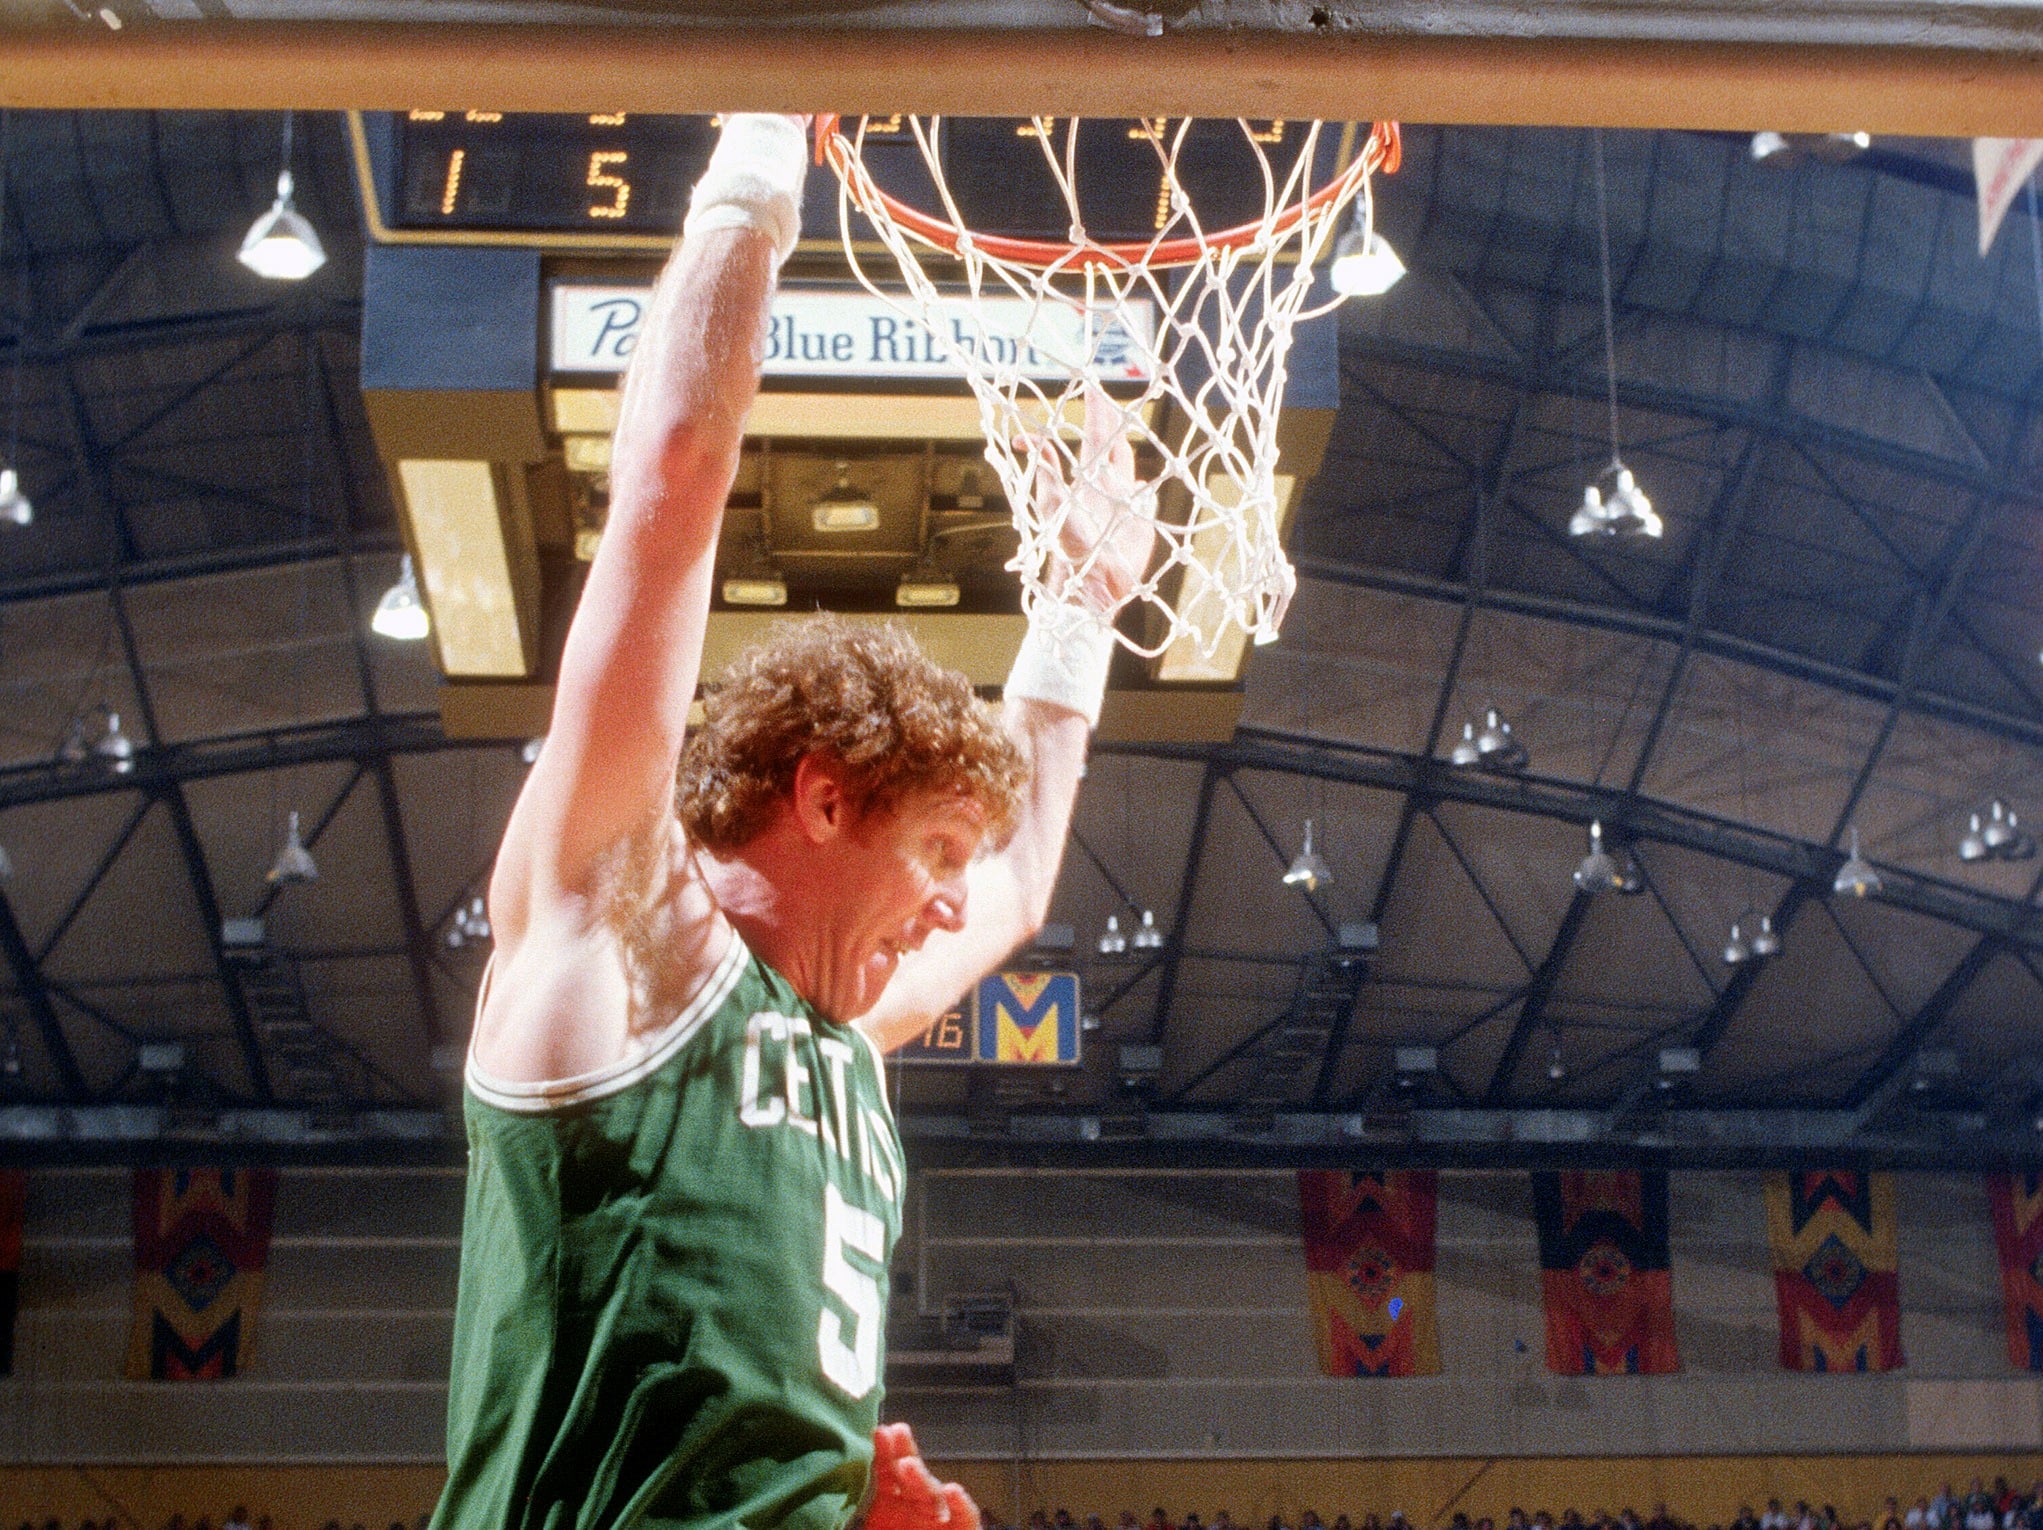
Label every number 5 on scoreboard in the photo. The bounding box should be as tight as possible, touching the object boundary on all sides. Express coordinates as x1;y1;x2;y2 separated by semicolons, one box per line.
819;1181;885;1399
586;151;631;220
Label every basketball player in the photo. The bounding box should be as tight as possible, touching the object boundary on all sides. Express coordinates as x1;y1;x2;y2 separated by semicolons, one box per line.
431;115;1155;1530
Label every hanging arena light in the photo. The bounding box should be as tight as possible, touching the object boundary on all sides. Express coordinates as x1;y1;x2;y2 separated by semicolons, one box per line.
1572;819;1621;894
1283;819;1334;893
92;707;134;775
1131;909;1164;950
1833;826;1883;899
1569;133;1663;543
1329;214;1406;298
1975;799;2037;861
372;554;431;641
1096;914;1128;956
1749;913;1782;958
239;114;326;282
265;810;318;887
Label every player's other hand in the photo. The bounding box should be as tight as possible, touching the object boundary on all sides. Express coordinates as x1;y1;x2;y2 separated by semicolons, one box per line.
1022;382;1160;619
867;1422;981;1530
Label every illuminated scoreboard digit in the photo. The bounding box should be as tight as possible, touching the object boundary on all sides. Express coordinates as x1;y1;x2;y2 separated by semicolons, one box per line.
895;1005;975;1065
366;112;1326;245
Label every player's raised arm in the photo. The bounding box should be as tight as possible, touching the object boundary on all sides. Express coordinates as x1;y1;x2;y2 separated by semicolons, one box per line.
485;119;806;1000
858;388;1158;1053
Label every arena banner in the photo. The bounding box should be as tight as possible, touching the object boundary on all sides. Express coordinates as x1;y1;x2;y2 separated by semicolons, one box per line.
1987;1173;2043;1370
1297;1169;1440;1377
0;1170;25;1376
1764;1168;1903;1372
126;1168;278;1381
1530;1170;1679;1375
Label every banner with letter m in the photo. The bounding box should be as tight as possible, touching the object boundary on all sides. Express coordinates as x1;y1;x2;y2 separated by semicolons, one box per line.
974;971;1080;1064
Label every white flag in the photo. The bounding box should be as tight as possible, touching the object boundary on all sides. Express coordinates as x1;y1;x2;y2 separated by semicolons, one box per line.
1973;137;2043;256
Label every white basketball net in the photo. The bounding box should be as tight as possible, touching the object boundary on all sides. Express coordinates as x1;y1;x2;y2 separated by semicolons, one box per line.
821;116;1397;661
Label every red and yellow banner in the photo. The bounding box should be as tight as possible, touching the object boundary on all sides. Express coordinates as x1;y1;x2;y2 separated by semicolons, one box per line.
1987;1173;2043;1371
1764;1169;1902;1372
1298;1170;1440;1376
1531;1170;1679;1375
127;1168;277;1381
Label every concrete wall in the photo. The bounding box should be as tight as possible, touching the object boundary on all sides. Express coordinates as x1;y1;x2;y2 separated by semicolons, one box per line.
1;1167;2037;1471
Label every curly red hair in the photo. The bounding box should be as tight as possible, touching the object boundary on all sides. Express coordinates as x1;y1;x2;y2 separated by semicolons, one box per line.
677;614;1028;853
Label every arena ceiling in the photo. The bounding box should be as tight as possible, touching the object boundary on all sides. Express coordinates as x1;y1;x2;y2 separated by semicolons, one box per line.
0;110;2040;1168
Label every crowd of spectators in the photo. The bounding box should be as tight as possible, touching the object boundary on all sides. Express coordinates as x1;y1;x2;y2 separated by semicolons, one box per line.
992;1477;2043;1530
8;1478;2043;1530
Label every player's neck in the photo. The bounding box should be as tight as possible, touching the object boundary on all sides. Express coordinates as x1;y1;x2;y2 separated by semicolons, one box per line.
698;824;832;1007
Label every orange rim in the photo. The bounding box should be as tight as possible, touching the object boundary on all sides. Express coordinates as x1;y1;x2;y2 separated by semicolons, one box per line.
815;116;1400;272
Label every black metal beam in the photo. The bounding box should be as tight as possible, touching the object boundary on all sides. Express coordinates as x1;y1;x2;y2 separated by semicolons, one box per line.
59;365;273;1102
1144;761;1220;1046
31;792;150;965
1292;560;2043;761
308;332;445;1051
0;886;90;1099
1483;890;1595;1104
1337;324;2038;512
1624;424;1771;792
1686;477;2007;1066
1095;729;2043;956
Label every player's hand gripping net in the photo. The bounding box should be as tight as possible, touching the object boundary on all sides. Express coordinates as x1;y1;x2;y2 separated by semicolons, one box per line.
818;115;1400;660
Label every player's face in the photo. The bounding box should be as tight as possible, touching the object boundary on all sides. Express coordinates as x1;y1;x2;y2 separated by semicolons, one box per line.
830;787;987;1018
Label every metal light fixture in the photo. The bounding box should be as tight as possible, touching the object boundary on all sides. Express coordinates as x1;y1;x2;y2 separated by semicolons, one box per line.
1959;799;2034;863
1329;211;1406;298
1570;133;1661;543
0;467;28;529
1749;913;1782;958
1751;130;1871;163
1833;825;1882;898
896;556;961;609
811;461;881;533
520;736;547;766
721;544;789;608
0;116;26;531
265;809;318;887
1547;1040;1567;1082
371;553;431;640
446;894;491;949
1474;707;1529;771
1571;462;1662;540
1283;818;1334;892
1573;819;1621;894
57;715;90;766
92;707;134;775
1131;908;1164;949
1450;721;1482;767
238;114;326;282
1721;907;1780;965
1097;914;1128;956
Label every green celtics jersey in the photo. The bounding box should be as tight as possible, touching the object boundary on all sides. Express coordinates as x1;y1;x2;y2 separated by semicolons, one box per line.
434;931;906;1530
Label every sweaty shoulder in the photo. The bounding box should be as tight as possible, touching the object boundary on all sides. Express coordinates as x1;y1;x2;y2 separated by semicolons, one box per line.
467;819;732;1095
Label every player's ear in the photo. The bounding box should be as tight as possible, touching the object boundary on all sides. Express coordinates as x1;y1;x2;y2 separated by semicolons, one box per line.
790;753;851;842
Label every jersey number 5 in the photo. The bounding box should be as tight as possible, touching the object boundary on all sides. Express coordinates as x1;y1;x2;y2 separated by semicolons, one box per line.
820;1181;885;1399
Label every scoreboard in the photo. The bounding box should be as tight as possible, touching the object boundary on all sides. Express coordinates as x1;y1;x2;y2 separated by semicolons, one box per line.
356;111;1339;249
895;971;1083;1065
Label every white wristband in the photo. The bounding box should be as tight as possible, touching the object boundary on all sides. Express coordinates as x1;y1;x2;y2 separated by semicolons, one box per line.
683;114;808;265
1005;602;1116;728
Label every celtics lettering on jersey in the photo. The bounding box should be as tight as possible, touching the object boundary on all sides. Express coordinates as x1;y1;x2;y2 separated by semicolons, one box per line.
738;1010;903;1400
